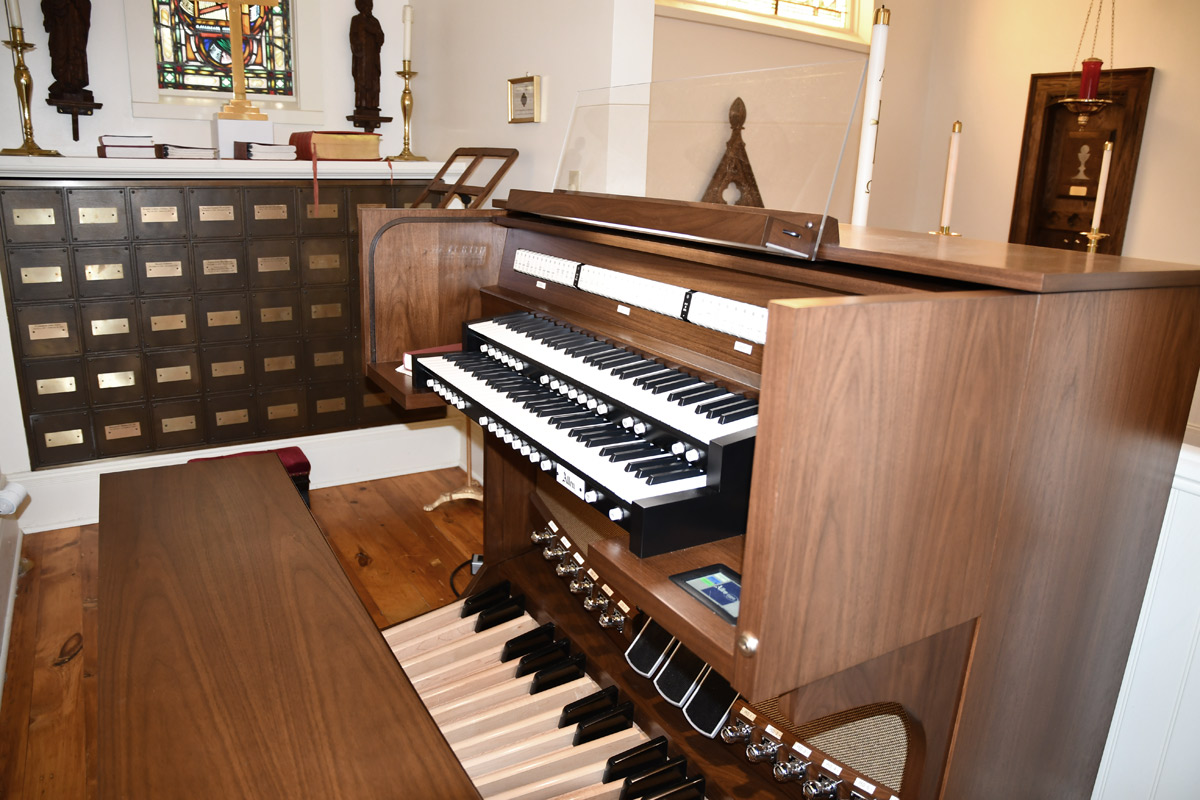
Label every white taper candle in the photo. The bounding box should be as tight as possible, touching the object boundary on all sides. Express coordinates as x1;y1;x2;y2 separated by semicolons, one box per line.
4;0;22;30
939;121;962;231
1091;141;1113;231
850;7;890;226
403;5;413;61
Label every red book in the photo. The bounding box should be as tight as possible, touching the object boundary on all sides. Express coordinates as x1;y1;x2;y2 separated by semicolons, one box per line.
288;131;381;161
401;343;463;373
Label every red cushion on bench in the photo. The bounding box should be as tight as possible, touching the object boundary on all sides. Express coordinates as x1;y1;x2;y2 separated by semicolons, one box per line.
188;446;310;477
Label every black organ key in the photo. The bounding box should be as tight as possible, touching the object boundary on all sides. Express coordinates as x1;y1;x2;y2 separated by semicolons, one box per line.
603;736;670;783
645;776;706;800
514;638;572;676
695;394;745;415
670;385;726;405
607;446;662;463
612;362;662;379
645;468;705;485
591;352;640;368
499;622;555;661
620;756;689;800
704;398;757;420
650;377;702;395
460;581;510;617
633;370;681;388
559;685;619;728
717;403;759;423
625;456;679;473
474;595;526;632
573;700;635;745
530;652;587;693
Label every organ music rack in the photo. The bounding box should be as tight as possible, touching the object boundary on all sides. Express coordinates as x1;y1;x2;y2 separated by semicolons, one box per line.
361;190;1200;799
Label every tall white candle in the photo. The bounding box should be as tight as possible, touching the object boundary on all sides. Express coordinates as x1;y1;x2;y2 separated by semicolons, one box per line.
403;5;413;62
939;120;962;231
850;6;890;226
1091;140;1113;231
4;0;22;30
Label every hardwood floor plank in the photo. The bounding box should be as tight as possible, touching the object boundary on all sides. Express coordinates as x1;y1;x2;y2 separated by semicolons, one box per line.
22;526;87;799
80;524;99;800
0;530;44;800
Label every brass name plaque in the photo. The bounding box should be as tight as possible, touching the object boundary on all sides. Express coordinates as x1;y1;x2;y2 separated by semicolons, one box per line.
267;402;299;420
36;376;76;395
311;303;342;319
145;260;183;279
156;365;192;383
28;322;69;340
151;314;188;332
307;203;339;219
97;370;135;389
263;355;296;372
363;391;389;408
1069;186;1088;197
215;409;249;426
140;206;179;223
260;306;293;323
91;318;130;337
161;415;197;433
85;263;124;281
105;422;142;441
254;204;288;220
316;397;347;413
313;350;344;367
308;254;341;270
45;429;83;448
207;310;241;327
78;207;118;225
211;360;245;377
14;208;55;226
257;256;290;272
203;258;238;275
198;205;235;222
21;266;62;284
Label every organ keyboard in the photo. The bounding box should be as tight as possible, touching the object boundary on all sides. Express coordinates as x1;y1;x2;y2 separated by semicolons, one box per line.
362;191;1200;799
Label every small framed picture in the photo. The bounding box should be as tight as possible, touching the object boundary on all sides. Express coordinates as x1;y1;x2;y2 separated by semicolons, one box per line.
507;75;541;124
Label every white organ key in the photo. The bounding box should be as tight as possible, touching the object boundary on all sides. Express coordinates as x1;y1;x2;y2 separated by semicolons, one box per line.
545;782;624;800
420;356;707;503
429;673;540;725
388;610;483;663
451;693;597;761
410;641;516;694
440;677;597;745
462;723;582;778
417;658;521;707
400;615;537;677
382;597;467;646
469;319;757;442
475;729;646;800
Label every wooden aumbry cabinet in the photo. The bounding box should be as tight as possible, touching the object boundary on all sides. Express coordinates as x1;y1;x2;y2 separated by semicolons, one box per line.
1;178;440;469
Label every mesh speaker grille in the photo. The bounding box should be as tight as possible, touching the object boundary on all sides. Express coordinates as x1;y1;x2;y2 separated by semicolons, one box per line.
751;698;909;794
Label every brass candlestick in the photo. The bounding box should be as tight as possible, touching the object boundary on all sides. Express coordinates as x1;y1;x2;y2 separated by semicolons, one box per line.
388;60;427;161
1081;228;1108;254
2;26;59;157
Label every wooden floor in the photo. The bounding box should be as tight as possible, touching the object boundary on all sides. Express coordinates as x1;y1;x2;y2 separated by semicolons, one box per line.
0;467;483;800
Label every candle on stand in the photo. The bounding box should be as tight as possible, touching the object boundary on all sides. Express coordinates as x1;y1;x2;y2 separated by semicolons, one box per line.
1091;140;1113;232
938;121;962;234
403;4;413;61
4;0;22;29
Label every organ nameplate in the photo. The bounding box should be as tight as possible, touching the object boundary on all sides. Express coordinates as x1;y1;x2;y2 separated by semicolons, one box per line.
36;377;75;395
820;759;842;776
85;263;123;281
739;707;757;722
254;204;288;220
547;520;558;532
21;266;62;284
45;429;83;448
78;207;117;225
260;306;292;323
316;397;346;413
156;365;192;383
310;303;341;319
28;322;69;340
263;355;295;372
313;351;344;367
91;318;129;336
572;552;584;565
215;409;249;426
764;724;782;739
733;341;753;355
306;203;338;219
97;371;135;389
207;310;241;327
257;256;290;272
198;205;234;222
151;314;187;332
161;415;197;433
536;280;547;290
617;304;631;316
1069;186;1087;197
559;536;571;549
268;403;299;420
105;422;142;441
203;258;238;275
309;254;340;270
362;391;388;407
211;360;245;377
13;208;54;226
601;583;613;597
853;777;877;794
145;260;183;278
617;600;630;613
140;206;178;223
586;568;599;581
555;464;586;499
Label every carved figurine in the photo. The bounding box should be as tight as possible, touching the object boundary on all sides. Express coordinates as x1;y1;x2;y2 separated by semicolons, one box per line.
350;0;384;112
701;97;764;208
40;0;94;103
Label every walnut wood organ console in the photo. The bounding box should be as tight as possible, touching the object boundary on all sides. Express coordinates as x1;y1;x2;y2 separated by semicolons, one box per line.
361;192;1200;799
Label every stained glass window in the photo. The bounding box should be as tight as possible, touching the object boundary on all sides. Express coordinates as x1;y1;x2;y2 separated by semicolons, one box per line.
153;1;294;96
682;0;849;29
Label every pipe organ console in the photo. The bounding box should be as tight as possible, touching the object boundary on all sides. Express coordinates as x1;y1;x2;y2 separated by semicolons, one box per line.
361;191;1200;799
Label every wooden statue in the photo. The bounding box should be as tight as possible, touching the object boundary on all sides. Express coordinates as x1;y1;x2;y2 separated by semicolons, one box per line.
701;97;763;208
347;0;392;132
40;0;101;141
